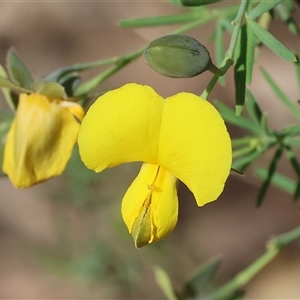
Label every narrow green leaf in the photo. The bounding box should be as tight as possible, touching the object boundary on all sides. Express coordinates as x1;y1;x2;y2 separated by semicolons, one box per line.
285;145;300;178
293;181;300;200
275;2;299;35
0;74;32;94
246;24;257;84
233;147;267;172
282;0;295;11
284;145;300;200
282;124;300;137
255;168;296;195
214;100;262;135
154;267;178;300
234;25;247;115
247;20;296;62
74;65;123;97
183;256;222;297
6;48;34;88
247;0;281;20
256;145;284;206
289;138;300;148
261;67;300;121
119;11;205;28
245;89;263;130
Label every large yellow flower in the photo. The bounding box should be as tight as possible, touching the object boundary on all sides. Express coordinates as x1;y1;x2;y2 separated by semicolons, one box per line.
78;83;232;248
3;93;84;188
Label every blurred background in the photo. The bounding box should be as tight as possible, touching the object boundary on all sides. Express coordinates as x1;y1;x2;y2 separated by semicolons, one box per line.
0;1;300;299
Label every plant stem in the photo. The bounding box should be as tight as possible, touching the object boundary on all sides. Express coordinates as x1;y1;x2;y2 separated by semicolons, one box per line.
201;0;249;99
206;226;300;300
231;136;253;147
233;145;254;158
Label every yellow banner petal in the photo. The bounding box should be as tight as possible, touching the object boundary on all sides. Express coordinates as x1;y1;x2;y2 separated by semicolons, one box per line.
121;163;178;248
3;93;80;188
158;92;232;206
78;83;164;172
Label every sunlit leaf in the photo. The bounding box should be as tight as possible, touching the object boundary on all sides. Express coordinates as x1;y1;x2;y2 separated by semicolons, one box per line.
247;0;281;20
247;20;296;62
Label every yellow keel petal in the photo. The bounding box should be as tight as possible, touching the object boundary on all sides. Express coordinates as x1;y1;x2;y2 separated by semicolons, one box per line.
121;163;178;248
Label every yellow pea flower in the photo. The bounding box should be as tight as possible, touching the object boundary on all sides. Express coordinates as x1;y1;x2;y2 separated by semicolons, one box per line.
78;83;232;248
3;93;84;188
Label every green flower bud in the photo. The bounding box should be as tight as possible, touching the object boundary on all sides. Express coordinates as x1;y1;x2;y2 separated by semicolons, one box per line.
144;34;212;78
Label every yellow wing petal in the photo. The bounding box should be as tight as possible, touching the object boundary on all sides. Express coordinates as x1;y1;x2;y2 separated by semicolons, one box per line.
158;92;232;206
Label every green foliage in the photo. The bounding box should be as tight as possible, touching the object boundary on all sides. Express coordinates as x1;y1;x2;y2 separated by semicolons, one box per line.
0;0;300;299
247;19;296;62
6;48;34;89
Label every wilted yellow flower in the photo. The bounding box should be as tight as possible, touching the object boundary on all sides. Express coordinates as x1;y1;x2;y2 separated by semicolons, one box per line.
3;93;84;188
78;83;232;248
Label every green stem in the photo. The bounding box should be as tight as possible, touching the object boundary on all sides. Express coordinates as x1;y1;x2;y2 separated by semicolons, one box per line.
200;0;249;99
74;10;239;97
231;136;253;147
207;226;300;300
74;47;144;96
233;145;254;158
46;4;239;92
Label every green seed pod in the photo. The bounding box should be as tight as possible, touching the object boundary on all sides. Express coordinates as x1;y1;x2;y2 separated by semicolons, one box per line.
144;34;212;78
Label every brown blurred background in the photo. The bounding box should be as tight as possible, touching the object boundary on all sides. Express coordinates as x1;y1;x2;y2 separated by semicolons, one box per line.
0;2;300;299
